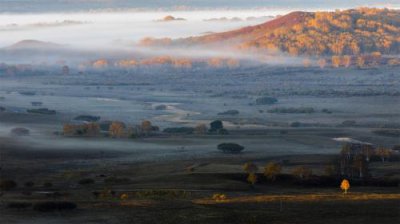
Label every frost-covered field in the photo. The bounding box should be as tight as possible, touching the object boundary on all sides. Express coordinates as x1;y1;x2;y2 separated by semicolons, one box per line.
1;66;399;126
0;65;399;160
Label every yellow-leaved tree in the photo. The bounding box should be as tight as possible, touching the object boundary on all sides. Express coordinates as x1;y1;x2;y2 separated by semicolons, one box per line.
264;162;282;181
247;173;258;186
340;179;350;194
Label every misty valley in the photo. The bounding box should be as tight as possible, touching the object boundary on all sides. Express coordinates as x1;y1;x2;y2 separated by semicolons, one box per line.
0;4;399;224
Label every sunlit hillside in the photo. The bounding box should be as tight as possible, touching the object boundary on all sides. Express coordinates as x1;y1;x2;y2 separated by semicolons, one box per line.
179;8;400;56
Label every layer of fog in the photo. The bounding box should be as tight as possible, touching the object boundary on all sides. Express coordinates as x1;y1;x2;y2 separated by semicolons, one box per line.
0;10;279;48
0;9;309;66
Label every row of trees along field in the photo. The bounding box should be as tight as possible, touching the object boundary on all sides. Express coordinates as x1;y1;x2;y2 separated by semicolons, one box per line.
63;119;229;138
63;120;159;138
88;57;240;69
240;143;397;187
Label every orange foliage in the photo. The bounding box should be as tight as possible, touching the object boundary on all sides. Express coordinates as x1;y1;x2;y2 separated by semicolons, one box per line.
340;179;350;194
93;59;109;68
109;121;126;138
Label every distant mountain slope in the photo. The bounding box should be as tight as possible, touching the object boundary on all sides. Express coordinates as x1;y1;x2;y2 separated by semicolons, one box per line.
6;40;64;50
182;11;310;44
176;8;400;56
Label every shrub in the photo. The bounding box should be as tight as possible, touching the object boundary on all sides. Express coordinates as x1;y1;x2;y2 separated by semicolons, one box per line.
33;201;77;212
290;122;302;127
268;107;315;114
0;179;17;191
321;108;333;114
120;193;129;200
27;108;56;115
217;143;244;153
218;110;239;115
212;193;227;201
154;105;167;110
31;101;43;106
255;97;278;105
78;178;95;185
73;115;100;122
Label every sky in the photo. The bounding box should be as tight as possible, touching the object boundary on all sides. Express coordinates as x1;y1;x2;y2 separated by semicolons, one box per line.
0;0;399;13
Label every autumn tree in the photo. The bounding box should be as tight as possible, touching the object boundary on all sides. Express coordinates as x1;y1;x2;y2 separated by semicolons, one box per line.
340;179;350;194
93;59;109;69
247;173;258;186
331;56;341;68
194;123;207;135
243;162;258;187
376;147;392;162
141;120;153;133
264;162;282;181
63;124;77;136
207;57;224;68
116;59;137;68
173;58;192;69
226;58;240;69
85;123;100;136
318;58;327;68
342;55;352;67
388;58;400;66
109;121;126;138
356;56;365;68
292;166;312;179
63;123;100;137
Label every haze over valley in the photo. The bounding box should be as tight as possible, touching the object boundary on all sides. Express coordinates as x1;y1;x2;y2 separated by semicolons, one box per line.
0;1;399;224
